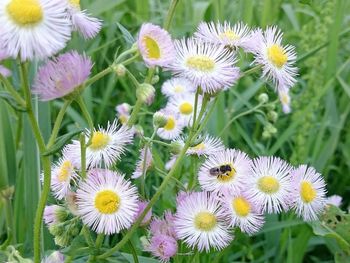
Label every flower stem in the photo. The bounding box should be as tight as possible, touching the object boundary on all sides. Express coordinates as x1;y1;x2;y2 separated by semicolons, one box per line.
240;65;262;78
163;0;180;30
47;100;71;148
0;75;26;107
76;96;94;132
84;67;113;88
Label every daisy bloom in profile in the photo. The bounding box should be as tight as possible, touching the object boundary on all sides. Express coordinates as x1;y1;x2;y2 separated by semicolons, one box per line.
76;169;138;234
326;195;342;207
161;77;196;98
50;154;78;200
174;191;232;252
290;165;326;221
133;200;152;226
146;234;178;262
173;134;225;157
33;51;92;101
222;190;265;235
198;149;252;193
115;102;131;125
250;27;297;90
43;205;67;227
138;23;175;67
42;251;65;263
168;38;239;93
66;120;133;168
168;93;202;125
132;147;153;179
0;0;71;61
195;21;251;50
278;86;291;114
156;109;185;140
0;50;11;77
245;156;292;214
150;211;177;238
67;0;102;39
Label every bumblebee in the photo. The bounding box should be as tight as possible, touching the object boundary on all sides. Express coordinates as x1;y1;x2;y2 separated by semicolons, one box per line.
209;164;232;179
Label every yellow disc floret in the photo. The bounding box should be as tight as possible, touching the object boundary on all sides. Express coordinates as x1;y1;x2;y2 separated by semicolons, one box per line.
58;161;73;182
164;116;175;131
143;36;161;59
194;211;217;231
219;30;239;40
179;102;193;115
267;44;288;68
7;0;43;26
69;0;80;8
258;176;280;194
90;132;111;150
94;190;120;214
300;181;316;203
190;142;206;151
186;55;215;72
232;197;251;217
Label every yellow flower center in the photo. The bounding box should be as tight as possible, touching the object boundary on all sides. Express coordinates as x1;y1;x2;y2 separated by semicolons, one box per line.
174;85;184;93
258;176;280;194
58;161;73;182
90;132;111;150
217;164;236;182
194;211;217;231
94;190;120;214
280;92;290;105
219;30;239;40
143;36;161;59
267;44;288;68
69;0;80;8
232;197;251;217
179;102;193;115
300;181;316;203
163;116;175;131
7;0;43;26
186;55;215;72
190;142;205;151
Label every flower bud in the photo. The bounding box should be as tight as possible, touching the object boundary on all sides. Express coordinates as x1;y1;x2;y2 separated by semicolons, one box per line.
49;224;65;236
170;141;183;155
153;111;168;128
267;111;278;123
258;93;269;104
115;64;126;77
151;75;160;85
137;83;155;105
1;186;14;200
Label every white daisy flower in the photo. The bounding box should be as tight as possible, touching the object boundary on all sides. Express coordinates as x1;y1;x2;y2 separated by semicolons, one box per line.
65;120;133;168
198;149;252;193
167;38;240;93
132;147;153;179
245;156;292;214
250;27;297;90
173;134;225;157
76;169;139;235
168;93;202;125
222;190;265;235
174;191;232;252
0;0;71;61
137;23;175;68
195;21;251;50
326;195;342;207
290;165;326;221
156;108;185;140
67;0;102;40
50;153;78;200
165;155;178;171
161;77;196;98
278;86;291;114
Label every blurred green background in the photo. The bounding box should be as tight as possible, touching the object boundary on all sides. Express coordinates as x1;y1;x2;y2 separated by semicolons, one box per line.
1;0;350;262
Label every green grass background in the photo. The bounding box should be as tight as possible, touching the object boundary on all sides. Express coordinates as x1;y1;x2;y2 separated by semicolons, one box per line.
1;0;350;262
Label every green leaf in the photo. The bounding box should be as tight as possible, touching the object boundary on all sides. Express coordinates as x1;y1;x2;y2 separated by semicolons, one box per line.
61;235;90;258
0;91;26;112
42;129;84;156
116;22;135;45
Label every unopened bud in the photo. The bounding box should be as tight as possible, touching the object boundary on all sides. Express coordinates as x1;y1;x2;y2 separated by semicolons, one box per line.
1;186;14;199
267;111;278;123
153;111;167;128
170;141;183;155
137;83;155;105
49;224;65;236
151;75;160;85
258;93;269;104
115;64;126;77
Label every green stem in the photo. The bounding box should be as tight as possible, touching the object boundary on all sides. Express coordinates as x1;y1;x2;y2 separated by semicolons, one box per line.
76;96;94;132
47;100;71;147
95;233;104;249
127;239;139;263
126;68;140;88
115;46;138;64
33;156;51;263
163;0;180;30
84;67;113;88
150;139;171;147
127;98;143;126
191;88;199;129
0;75;26;107
3;196;15;244
82;225;94;248
240;65;262;79
80;134;87;179
122;54;140;66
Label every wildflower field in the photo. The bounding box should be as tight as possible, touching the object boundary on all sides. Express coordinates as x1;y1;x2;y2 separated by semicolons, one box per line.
0;0;350;262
